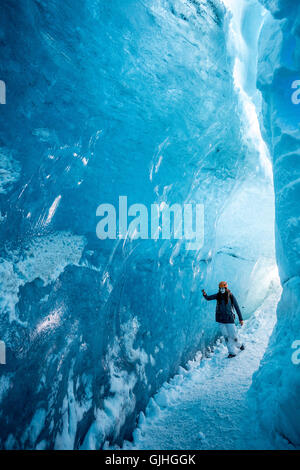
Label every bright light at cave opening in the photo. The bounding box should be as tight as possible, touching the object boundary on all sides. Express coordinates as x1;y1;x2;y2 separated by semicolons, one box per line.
222;0;273;181
221;0;279;297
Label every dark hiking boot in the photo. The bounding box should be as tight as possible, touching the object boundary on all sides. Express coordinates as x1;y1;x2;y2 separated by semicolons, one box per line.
227;354;236;358
240;345;245;351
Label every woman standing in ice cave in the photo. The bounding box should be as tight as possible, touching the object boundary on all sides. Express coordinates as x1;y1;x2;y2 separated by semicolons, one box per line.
202;282;245;358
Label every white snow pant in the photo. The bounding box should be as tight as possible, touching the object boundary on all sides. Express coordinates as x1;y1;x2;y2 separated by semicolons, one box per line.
219;323;242;355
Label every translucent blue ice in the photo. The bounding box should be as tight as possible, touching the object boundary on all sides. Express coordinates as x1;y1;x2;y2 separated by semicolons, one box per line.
0;0;297;449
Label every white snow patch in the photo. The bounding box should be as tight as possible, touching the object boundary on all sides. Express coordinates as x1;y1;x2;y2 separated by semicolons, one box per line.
0;232;86;324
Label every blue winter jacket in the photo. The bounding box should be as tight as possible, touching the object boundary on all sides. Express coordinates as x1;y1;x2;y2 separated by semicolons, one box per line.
204;291;243;324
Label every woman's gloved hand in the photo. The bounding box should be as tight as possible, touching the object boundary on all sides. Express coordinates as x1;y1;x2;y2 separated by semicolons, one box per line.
202;289;207;297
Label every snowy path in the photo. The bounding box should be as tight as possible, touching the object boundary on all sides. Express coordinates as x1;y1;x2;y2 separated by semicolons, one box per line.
120;281;281;450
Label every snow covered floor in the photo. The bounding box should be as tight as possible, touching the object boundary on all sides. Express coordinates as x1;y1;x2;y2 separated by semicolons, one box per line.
117;279;281;450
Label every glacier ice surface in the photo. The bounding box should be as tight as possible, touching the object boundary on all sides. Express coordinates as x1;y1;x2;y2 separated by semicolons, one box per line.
248;0;300;448
0;0;292;449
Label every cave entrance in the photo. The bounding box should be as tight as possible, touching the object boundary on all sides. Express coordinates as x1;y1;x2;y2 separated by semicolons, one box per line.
216;0;280;317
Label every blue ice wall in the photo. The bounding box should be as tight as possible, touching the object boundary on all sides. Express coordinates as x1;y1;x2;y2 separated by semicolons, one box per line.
249;0;300;448
0;0;275;449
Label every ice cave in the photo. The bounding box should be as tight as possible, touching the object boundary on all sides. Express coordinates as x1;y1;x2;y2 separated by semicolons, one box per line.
0;0;299;450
